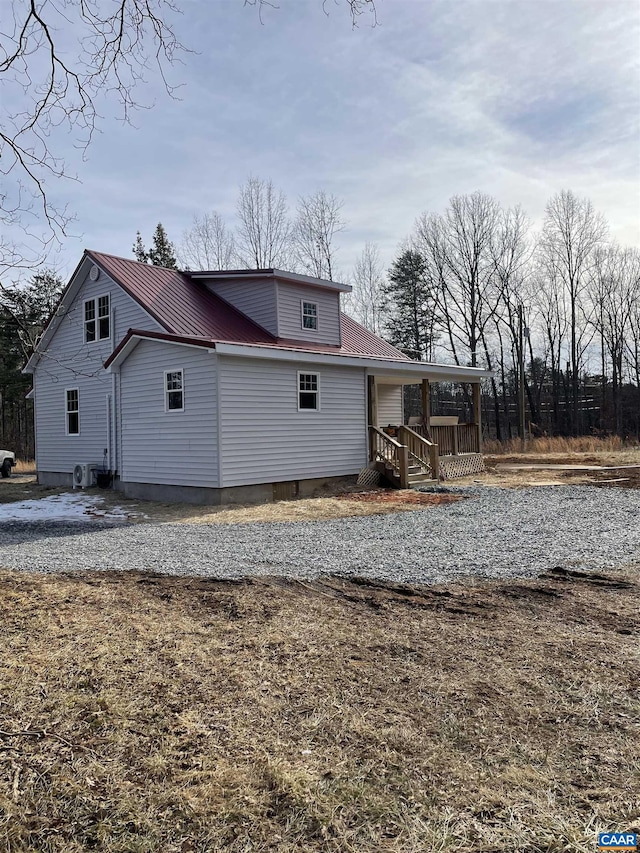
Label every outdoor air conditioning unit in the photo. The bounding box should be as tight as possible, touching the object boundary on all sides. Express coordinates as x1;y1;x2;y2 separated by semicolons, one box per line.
73;462;101;489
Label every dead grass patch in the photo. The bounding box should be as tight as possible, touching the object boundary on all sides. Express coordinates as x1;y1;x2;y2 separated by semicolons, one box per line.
0;567;638;851
483;435;638;457
12;460;36;475
97;489;465;525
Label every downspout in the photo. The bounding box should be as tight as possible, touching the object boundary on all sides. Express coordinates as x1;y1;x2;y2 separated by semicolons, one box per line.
111;372;117;472
106;394;113;471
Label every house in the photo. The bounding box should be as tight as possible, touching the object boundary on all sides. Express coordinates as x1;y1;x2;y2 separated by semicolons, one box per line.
23;251;491;504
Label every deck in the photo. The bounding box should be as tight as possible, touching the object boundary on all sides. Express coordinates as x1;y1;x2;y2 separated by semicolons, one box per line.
368;421;484;488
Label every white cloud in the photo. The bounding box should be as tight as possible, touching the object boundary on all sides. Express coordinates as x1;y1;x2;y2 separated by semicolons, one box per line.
10;0;637;281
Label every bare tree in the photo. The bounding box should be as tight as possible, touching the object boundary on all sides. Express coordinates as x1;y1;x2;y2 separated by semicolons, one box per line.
490;206;535;433
178;212;236;270
293;191;344;280
531;259;568;434
0;0;183;272
626;251;640;396
349;242;385;334
235;176;292;269
539;190;608;433
416;192;501;368
589;246;639;434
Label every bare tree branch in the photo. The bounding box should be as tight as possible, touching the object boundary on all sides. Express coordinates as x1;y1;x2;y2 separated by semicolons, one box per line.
0;0;185;272
235;176;292;269
293;190;344;280
349;241;384;333
244;0;378;27
538;189;608;433
178;211;236;271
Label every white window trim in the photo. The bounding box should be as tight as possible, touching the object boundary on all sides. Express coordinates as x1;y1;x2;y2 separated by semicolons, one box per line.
97;294;111;341
65;387;80;436
297;371;320;412
83;294;111;343
301;300;318;332
84;298;96;344
164;368;185;413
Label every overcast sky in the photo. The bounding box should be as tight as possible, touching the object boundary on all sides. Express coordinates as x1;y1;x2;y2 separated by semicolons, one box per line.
34;0;640;280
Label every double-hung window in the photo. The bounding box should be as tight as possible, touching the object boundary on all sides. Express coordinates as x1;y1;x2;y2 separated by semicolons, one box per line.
165;369;184;411
301;301;318;331
84;294;110;342
298;372;319;410
66;389;79;435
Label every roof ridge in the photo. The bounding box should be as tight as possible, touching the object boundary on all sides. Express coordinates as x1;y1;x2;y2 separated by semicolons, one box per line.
87;249;187;275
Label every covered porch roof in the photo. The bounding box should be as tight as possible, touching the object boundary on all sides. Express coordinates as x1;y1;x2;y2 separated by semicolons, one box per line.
369;362;492;384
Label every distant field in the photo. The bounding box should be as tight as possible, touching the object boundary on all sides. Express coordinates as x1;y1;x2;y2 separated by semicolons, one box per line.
0;567;638;852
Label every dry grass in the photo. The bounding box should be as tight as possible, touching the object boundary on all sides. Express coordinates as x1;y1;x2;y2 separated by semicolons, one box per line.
166;491;462;525
0;567;638;852
483;436;636;456
10;460;35;475
0;477;463;524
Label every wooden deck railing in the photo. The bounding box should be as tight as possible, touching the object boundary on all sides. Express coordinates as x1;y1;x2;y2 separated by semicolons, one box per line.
398;425;439;480
368;426;408;488
413;423;480;456
457;423;479;454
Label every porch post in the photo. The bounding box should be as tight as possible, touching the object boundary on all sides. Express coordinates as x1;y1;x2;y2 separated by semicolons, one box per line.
367;375;376;462
472;382;483;453
367;375;377;427
421;379;431;428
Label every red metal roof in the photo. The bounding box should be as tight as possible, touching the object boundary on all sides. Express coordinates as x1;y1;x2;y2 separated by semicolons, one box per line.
88;251;411;361
88;251;275;344
339;314;410;360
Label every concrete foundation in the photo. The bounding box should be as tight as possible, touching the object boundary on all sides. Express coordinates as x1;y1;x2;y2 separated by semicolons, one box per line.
38;471;74;487
35;471;358;506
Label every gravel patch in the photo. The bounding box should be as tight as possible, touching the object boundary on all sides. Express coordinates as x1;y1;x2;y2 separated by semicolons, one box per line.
0;486;638;583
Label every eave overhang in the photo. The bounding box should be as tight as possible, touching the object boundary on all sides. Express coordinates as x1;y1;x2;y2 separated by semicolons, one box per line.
213;342;492;382
190;268;352;293
104;329;216;371
104;329;492;383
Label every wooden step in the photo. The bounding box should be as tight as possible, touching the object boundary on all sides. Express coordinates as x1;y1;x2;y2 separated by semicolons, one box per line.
407;474;437;485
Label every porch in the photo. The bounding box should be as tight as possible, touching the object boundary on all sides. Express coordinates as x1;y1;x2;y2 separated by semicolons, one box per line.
366;373;486;488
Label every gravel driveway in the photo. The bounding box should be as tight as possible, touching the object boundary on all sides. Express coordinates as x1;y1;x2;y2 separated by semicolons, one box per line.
0;485;638;583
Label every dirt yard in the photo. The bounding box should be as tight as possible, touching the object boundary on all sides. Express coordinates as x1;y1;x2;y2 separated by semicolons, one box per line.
0;449;638;849
0;566;638;852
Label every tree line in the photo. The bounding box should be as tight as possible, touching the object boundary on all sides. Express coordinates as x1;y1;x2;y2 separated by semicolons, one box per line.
0;273;64;457
1;183;638;457
133;181;640;440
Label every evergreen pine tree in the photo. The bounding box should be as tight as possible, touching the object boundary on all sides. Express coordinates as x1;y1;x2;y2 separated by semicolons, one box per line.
147;223;178;268
0;270;64;455
383;249;438;361
133;231;148;263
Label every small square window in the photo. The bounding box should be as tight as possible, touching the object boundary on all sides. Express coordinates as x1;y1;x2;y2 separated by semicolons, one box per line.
165;370;184;411
298;372;319;410
66;388;79;435
302;301;318;331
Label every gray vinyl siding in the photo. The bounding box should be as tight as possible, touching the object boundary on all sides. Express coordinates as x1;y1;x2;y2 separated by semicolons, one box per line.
376;384;404;427
218;356;366;486
204;278;278;335
119;341;218;487
276;280;341;345
33;268;161;474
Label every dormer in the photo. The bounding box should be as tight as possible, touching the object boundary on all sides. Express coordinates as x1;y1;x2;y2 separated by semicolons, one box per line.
191;269;351;346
